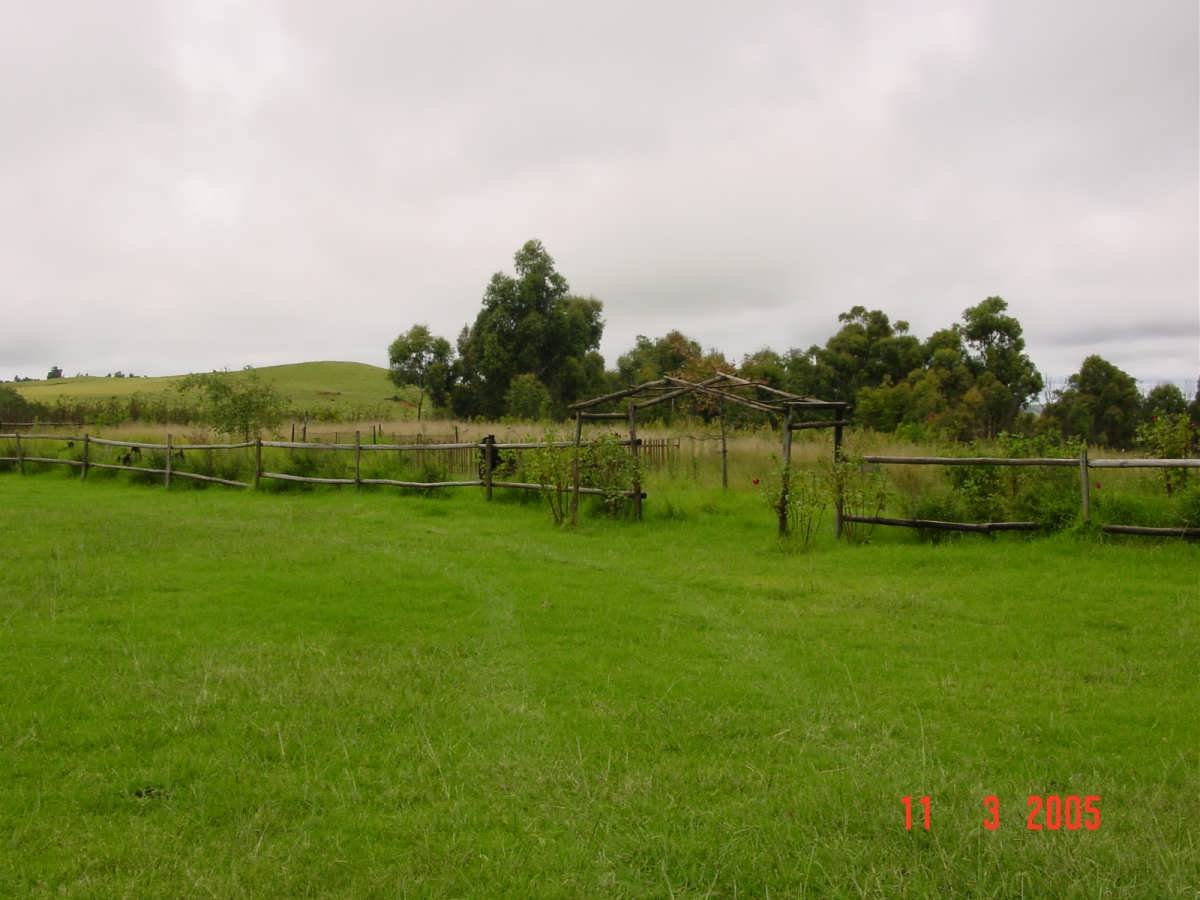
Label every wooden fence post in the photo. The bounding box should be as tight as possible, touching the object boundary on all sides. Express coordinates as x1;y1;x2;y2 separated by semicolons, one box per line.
165;433;172;488
15;433;22;475
720;401;728;490
570;412;583;526
355;430;362;488
254;438;262;490
484;435;494;500
1079;445;1091;524
833;417;845;539
81;434;89;480
779;408;793;536
628;403;642;521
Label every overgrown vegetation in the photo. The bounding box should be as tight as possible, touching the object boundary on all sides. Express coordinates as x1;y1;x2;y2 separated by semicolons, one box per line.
1136;413;1195;495
178;370;288;439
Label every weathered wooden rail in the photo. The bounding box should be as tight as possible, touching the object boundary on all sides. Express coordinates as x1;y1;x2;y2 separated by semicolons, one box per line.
858;450;1200;538
0;432;646;502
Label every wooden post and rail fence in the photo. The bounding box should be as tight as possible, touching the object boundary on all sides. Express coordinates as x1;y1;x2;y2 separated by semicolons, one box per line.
2;431;1196;538
0;432;648;505
839;450;1200;538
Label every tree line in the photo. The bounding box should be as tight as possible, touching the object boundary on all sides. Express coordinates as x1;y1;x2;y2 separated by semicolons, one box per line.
390;240;1199;449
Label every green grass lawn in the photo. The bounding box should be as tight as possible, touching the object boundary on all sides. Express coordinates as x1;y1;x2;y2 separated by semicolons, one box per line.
1;476;1196;897
12;361;414;419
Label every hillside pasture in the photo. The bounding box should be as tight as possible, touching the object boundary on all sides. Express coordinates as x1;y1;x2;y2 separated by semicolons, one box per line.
10;361;416;423
0;477;1196;896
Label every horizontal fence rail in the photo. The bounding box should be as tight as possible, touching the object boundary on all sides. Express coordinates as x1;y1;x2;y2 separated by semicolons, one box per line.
857;450;1200;538
844;515;1042;534
863;455;1077;467
0;432;651;504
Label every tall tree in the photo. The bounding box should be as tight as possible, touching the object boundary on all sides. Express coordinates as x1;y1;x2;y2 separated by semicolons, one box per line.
808;307;923;404
616;330;703;385
1042;355;1142;448
388;324;453;420
454;240;604;419
959;297;1043;435
1143;383;1187;420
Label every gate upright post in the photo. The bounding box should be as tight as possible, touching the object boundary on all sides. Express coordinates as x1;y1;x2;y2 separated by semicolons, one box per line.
779;408;793;536
628;403;642;521
570;411;583;526
1079;445;1091;524
833;410;845;539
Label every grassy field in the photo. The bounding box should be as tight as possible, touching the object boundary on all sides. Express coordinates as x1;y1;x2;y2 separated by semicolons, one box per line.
11;361;414;420
1;475;1197;897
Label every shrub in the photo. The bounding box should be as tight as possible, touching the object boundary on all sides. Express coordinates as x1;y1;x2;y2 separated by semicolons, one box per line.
1135;414;1194;495
827;455;889;543
178;370;288;440
903;490;969;543
948;463;1004;521
760;460;826;549
1176;485;1200;528
580;433;639;517
521;430;573;525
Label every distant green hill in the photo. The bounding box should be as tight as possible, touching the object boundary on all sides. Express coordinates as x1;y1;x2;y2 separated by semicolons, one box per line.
13;361;418;420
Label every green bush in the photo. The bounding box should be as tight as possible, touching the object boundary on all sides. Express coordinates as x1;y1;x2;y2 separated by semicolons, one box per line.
1176;486;1200;528
1094;493;1173;528
760;460;827;549
1135;413;1195;495
827;455;889;543
580;433;639;517
948;463;1004;521
903;490;968;543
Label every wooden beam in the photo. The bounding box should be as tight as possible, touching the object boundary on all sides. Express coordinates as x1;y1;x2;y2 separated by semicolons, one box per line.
863;455;1077;467
1089;458;1200;469
789;420;849;431
633;375;727;409
570;411;583;526
659;376;779;414
1079;446;1090;523
568;380;669;410
843;515;1041;533
1101;524;1200;537
359;478;483;488
260;472;356;485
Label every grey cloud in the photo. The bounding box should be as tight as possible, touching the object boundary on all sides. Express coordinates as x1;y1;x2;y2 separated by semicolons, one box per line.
1;0;1195;387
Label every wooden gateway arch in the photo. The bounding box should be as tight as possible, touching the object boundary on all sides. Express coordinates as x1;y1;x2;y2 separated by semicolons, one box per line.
567;373;849;535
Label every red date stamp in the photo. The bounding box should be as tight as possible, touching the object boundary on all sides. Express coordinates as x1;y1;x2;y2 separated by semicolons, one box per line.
902;794;1101;831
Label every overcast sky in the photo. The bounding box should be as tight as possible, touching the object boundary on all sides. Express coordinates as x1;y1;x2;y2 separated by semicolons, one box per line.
3;0;1197;391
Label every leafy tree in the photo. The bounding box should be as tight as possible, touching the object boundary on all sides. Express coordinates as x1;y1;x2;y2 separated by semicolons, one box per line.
1143;383;1187;420
46;366;63;380
388;324;453;420
504;373;552;421
959;297;1043;434
1041;355;1142;448
739;348;788;389
178;370;288;439
1136;413;1194;494
453;240;604;419
807;307;923;404
616;331;703;385
0;384;38;421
